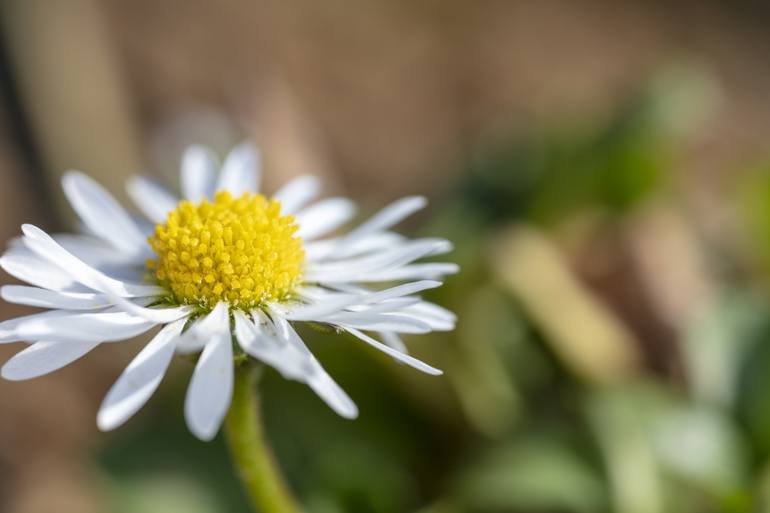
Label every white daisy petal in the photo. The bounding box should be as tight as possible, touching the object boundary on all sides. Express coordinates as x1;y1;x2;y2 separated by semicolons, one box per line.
0;310;71;343
54;234;145;268
182;145;218;201
295;198;356;240
103;290;192;323
283;322;358;418
97;320;185;431
361;280;441;304
233;312;357;418
305;240;450;283
304;232;406;262
326;312;432;333
0;310;155;344
266;305;291;340
344;328;442;375
112;299;191;323
401;301;457;331
411;301;457;322
319;283;367;296
284;294;362;321
62;171;147;254
1;340;101;381
184;318;233;441
273;175;321;215
1;285;110;310
233;311;311;379
293;287;421;318
337;232;408;258
302;240;339;261
127;176;178;224
341;196;427;244
28;234;146;284
175;302;230;354
348;297;422;315
21;224;163;298
133;215;156;238
216;143;260;195
379;331;408;354
352;263;460;282
292;285;340;302
306;366;359;419
0;248;84;292
296;286;410;314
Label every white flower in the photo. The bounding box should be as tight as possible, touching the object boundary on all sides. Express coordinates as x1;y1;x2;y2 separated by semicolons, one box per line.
0;143;457;441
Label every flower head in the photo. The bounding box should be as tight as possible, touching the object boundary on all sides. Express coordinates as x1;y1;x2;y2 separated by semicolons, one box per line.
0;143;458;440
149;190;305;309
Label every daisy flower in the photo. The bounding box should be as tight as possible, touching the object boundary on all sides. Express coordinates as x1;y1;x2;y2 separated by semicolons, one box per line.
0;143;457;441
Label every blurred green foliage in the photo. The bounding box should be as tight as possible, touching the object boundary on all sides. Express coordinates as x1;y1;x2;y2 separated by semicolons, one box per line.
460;93;670;225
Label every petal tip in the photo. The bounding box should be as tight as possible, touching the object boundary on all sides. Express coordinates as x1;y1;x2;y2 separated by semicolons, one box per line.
337;402;359;419
187;421;218;442
125;174;142;189
1;362;31;381
61;170;86;186
96;411;118;432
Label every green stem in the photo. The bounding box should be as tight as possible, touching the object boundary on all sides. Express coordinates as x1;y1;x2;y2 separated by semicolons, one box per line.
224;362;303;513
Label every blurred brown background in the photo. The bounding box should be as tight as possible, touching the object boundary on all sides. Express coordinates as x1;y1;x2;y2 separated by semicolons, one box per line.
4;1;770;512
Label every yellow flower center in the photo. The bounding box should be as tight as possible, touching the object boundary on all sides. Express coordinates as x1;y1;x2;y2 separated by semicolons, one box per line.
147;191;305;310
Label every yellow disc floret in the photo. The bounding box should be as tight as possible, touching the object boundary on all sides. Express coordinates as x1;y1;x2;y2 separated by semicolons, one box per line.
148;191;305;310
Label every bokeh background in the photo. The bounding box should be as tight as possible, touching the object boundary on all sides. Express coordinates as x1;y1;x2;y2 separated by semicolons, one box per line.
3;1;770;512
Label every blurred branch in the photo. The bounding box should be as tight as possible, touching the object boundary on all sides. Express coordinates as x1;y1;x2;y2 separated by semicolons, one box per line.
445;286;523;437
626;204;715;329
587;386;664;513
0;0;143;219
490;224;641;384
